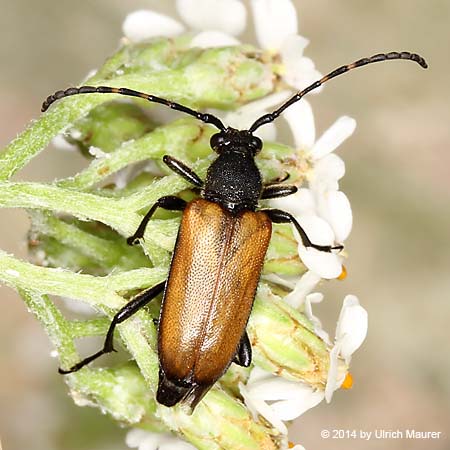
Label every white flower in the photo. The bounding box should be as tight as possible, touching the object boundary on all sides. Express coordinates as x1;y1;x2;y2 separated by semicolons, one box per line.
123;10;185;42
122;0;323;92
269;99;356;279
176;0;247;36
325;295;368;402
250;0;322;90
126;429;196;450
239;367;325;436
270;187;343;279
240;295;367;435
123;0;245;48
336;295;368;363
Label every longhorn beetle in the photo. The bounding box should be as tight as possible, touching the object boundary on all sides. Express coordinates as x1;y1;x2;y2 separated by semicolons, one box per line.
42;51;427;410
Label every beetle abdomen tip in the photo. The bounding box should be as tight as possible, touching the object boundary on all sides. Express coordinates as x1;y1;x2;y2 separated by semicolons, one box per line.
157;370;210;411
156;373;190;407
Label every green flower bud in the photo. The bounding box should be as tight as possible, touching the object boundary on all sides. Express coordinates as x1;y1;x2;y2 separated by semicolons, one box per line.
249;284;329;387
67;102;154;156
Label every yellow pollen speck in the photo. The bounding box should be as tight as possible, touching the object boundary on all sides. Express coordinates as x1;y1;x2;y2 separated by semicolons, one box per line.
288;442;296;449
341;372;353;389
338;265;347;280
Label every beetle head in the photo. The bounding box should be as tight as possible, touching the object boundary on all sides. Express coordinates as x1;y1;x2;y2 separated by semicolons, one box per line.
210;128;262;156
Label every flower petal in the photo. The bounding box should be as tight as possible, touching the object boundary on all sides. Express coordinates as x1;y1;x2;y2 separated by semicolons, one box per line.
279;34;309;62
253;122;277;141
324;342;342;403
295;214;335;245
304;293;331;344
269;188;315;217
247;365;274;384
294;215;342;279
123;10;185;42
335;295;368;364
263;273;297;290
323;190;353;242
270;386;325;420
176;0;247;36
284;271;321;308
298;246;343;279
239;382;288;435
280;36;322;91
311;116;356;160
283;99;315;150
189;31;240;48
251;0;298;50
239;90;293;114
126;429;150;447
247;377;298;401
310;154;345;193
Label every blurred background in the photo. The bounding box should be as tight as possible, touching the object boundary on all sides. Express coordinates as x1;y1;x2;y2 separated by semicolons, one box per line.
0;1;448;449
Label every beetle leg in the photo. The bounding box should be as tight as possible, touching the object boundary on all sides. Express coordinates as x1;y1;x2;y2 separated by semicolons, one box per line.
261;184;298;200
163;155;204;188
263;208;344;253
58;281;166;374
233;331;252;367
127;196;187;245
263;172;290;185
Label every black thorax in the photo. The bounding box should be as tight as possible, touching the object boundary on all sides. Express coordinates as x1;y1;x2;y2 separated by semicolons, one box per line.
203;148;262;214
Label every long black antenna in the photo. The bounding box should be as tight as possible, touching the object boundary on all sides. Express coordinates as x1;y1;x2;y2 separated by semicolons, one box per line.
249;51;428;132
41;85;226;131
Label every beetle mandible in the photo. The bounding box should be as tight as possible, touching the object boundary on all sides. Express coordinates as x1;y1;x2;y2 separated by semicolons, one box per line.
42;51;427;410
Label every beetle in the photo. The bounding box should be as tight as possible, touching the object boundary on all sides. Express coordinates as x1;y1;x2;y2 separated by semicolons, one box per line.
42;51;427;410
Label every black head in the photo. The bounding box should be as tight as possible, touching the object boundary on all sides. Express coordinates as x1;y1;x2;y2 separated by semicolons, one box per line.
210;128;262;156
204;127;264;212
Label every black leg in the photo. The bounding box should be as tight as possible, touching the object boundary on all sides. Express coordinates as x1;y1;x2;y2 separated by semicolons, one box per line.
59;281;166;374
127;195;187;245
263;172;290;185
263;208;343;253
261;184;297;200
233;331;252;367
163;155;204;188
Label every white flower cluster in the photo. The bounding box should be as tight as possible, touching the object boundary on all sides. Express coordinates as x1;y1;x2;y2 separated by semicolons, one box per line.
122;1;368;449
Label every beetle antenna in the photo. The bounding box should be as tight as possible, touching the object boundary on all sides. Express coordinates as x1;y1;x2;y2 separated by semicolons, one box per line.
249;51;428;132
41;86;226;131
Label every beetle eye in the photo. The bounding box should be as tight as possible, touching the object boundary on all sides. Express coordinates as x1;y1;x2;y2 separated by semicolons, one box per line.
210;133;225;151
251;136;262;153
